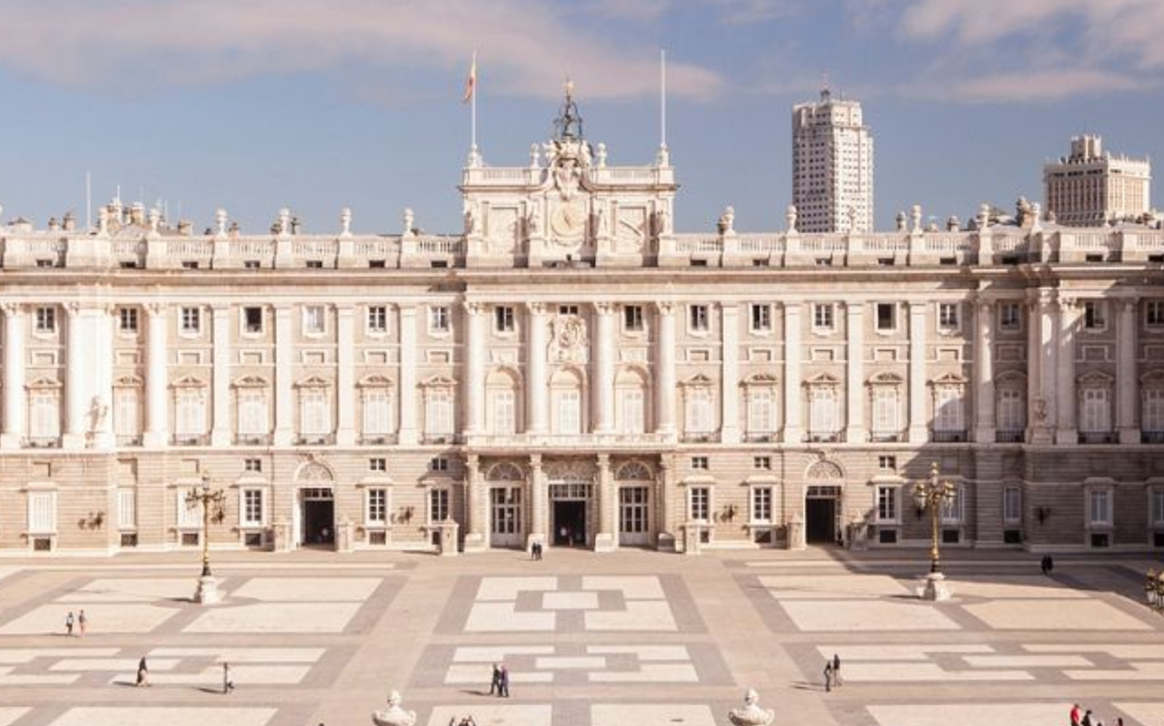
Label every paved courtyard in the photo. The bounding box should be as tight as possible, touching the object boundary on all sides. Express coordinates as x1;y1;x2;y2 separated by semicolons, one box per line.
0;548;1161;726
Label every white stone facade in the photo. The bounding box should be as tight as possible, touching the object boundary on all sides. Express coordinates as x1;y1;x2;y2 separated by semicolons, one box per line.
1;108;1164;558
792;88;874;234
1044;135;1152;227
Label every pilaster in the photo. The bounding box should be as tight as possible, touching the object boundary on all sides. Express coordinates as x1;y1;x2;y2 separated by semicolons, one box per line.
464;302;487;436
143;303;168;447
526;454;547;551
594;453;616;552
1026;290;1057;444
1055;296;1079;444
1117;298;1139;443
594;302;616;433
273;306;294;447
656;454;677;551
336;305;356;446
907;302;928;443
462;454;487;552
397;305;418;446
210;305;232;447
527;303;548;434
2;304;27;448
845;302;865;443
973;300;996;443
654;302;677;435
782;303;803;444
62;303;87;449
720;304;740;444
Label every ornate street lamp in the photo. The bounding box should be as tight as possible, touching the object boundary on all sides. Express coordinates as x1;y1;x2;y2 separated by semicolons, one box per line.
186;474;226;604
913;462;956;600
1147;569;1164;614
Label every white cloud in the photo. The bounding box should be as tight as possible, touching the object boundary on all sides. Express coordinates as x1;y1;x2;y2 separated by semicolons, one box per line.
0;0;724;101
701;0;800;24
931;68;1147;103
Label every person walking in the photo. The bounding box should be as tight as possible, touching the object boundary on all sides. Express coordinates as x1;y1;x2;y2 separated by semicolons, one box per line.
136;657;150;687
498;664;509;698
489;663;500;696
1082;709;1094;726
65;611;75;636
77;610;87;637
823;661;833;693
1070;704;1082;726
832;653;842;687
222;662;235;694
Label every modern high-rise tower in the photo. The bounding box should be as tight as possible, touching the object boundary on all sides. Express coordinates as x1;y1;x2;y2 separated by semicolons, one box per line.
1043;135;1152;227
791;87;874;233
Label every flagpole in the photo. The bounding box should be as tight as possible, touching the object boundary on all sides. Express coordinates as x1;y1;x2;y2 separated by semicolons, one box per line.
660;49;667;150
471;50;478;154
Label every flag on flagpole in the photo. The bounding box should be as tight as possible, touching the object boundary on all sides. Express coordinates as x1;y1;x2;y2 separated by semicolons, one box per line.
462;52;477;105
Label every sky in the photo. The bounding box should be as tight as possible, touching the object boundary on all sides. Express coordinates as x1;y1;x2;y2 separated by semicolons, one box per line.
0;0;1161;235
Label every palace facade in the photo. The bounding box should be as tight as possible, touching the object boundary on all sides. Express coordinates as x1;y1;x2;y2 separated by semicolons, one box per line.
2;98;1164;557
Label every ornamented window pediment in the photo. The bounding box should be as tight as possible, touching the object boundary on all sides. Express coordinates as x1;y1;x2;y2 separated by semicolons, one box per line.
930;372;968;387
233;375;270;389
742;372;779;387
1078;371;1114;387
804;372;839;388
421;375;458;389
1140;369;1164;385
26;376;62;390
616;364;651;384
995;370;1027;387
113;374;144;388
486;366;522;387
615;461;653;481
357;373;395;388
681;373;715;388
294;374;332;389
170;374;206;389
485;461;525;482
867;372;904;386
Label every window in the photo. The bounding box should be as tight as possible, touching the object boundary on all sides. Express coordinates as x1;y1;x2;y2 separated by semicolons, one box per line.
118;489;136;530
305;260;324;269
753;456;771;470
182;261;200;270
1145;389;1164;434
938;303;960;330
1083;301;1106;330
175;388;206;436
369;458;387;473
871;387;900;439
491;389;516;434
1153;489;1164;526
244;458;262;473
242;489;264;527
751;487;772;522
689;304;709;332
555;389;582;434
299;388;330;434
303;305;326;335
940;485;964;524
430;456;449;472
934;388;965;433
243;307;263;334
113;388;140;438
559;304;579;316
809;387;837;438
997;388;1026;433
244;260;261;269
237;389;267;435
119;307;139;333
689;487;710;521
1088;488;1112;526
876;486;898;523
812;303;834;330
429;306;451;333
875;303;895;331
425;388;454;435
878;455;896;471
28;491;57;534
29;391;60;439
363;388;392;436
367;305;388;334
619;388;645;434
180;306;201;334
691;456;709;470
747;388;775;435
1003;486;1021;523
430;488;450;523
1147;301;1164;328
999;302;1021;331
624;305;644;332
494;306;515;333
1080;387;1111;433
367;488;387;524
685;388;713;433
750;304;771;332
35;306;56;334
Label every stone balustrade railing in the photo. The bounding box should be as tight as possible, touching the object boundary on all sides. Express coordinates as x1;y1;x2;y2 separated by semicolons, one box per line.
0;225;1160;271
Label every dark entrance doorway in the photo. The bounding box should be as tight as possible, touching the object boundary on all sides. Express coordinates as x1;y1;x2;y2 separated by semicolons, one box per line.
806;498;836;544
302;495;335;547
553;501;586;546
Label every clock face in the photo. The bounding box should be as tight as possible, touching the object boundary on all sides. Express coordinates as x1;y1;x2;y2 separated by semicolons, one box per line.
551;202;586;239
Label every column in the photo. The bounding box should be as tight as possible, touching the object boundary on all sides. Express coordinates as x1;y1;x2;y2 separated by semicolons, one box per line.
527;454;546;550
1117;298;1139;443
143;303;168;447
783;303;803;443
464;302;486;436
845;302;865;443
720;304;740;444
463;454;486;552
210;305;231;446
1027;290;1056;444
973;300;995;443
397;305;418;445
336;305;356;446
63;304;87;449
655;454;677;551
526;303;548;434
1055;296;1079;444
273;306;293;446
2;304;26;448
92;305;115;449
593;302;616;433
654;302;677;434
907;302;928;443
594;453;616;552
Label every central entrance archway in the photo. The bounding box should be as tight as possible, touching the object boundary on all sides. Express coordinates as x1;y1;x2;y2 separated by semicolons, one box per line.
293;461;336;549
806;485;841;544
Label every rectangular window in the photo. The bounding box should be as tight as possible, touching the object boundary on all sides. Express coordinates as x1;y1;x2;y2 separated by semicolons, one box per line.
243;306;263;334
1083;301;1106;330
28;491;56;534
175;389;206;436
750;304;771;332
425;389;454;435
747;388;775;434
934;388;965;432
877;486;898;523
686;388;713;433
242;489;264;527
367;305;388;334
559;304;579;316
812;303;834;330
871;388;899;437
878;455;896;471
244;260;261;269
363;389;392;436
1147;301;1164;328
494;306;515;333
1145;389;1164;433
999;302;1021;331
118;489;136;530
689;304;709;332
303;305;326;335
299;388;330;435
237;389;267;435
430;456;449;472
752;487;772;522
997;388;1026;432
491;389;516;434
118;307;139;333
35;306;56;334
940;485;964;524
620;388;645;434
367;488;387;524
1153;490;1164;526
1080;388;1111;433
1003;486;1021;523
753;456;771;470
429;306;450;333
430;488;450;523
29;391;60;439
177;489;202;529
809;387;837;437
244;458;262;473
938;303;960;330
369;457;387;473
624;305;644;332
691;456;709;470
180;306;201;334
556;389;582;434
1088;489;1111;526
875;303;895;331
689;487;710;521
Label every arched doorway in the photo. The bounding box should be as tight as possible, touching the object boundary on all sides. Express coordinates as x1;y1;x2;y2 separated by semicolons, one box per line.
616;461;654;547
294;462;335;548
485;462;525;548
545;460;594;547
804;459;844;545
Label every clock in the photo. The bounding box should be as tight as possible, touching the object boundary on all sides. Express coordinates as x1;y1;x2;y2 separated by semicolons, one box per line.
551;202;586;239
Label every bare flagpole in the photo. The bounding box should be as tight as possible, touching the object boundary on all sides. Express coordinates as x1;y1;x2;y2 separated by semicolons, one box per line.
658;49;669;165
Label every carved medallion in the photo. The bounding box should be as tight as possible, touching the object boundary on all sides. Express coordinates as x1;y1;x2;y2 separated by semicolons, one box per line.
549;315;588;364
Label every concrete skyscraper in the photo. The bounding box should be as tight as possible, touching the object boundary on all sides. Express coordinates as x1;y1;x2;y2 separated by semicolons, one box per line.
791;87;874;234
1044;135;1152;227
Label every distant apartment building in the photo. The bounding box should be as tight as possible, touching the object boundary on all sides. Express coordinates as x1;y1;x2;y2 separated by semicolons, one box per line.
792;87;874;234
1044;135;1152;227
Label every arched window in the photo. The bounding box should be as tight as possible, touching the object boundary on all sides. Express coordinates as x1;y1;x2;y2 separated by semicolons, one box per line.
486;368;521;435
550;368;584;435
615;368;649;435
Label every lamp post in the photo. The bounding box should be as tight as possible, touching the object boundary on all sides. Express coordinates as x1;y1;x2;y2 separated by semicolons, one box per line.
913;462;956;600
1147;569;1164;614
186;474;226;604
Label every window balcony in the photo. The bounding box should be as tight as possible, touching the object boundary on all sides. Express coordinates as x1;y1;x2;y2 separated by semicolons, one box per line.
1079;432;1116;444
682;432;718;443
421;434;459;445
24;436;61;449
296;433;335;446
172;434;209;446
235;434;272;446
360;434;398;445
1143;431;1164;444
870;432;902;443
807;432;841;443
115;434;143;447
744;432;778;443
996;430;1025;443
931;430;967;443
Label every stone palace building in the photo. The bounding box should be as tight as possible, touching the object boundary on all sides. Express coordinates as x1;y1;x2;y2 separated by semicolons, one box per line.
1;94;1163;557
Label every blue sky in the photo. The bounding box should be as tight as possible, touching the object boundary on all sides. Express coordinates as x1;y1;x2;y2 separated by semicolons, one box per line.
0;0;1160;234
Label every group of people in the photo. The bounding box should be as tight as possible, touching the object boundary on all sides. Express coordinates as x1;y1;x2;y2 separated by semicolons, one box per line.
489;663;510;697
529;542;543;560
447;718;477;726
63;610;87;637
1070;703;1124;726
823;654;842;692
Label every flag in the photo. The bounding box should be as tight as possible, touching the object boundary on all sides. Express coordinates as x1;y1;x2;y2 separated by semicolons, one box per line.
462;53;477;105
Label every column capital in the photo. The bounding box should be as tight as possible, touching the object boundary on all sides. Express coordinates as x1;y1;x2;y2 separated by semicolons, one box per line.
466;453;480;469
908;301;927;313
975;299;994;314
530;453;543;469
65;302;82;317
846;302;864;316
527;301;547;316
1120;298;1139;314
654;301;676;316
594;301;616;316
1;302;23;316
145;302;167;317
596;452;611;469
463;300;486;316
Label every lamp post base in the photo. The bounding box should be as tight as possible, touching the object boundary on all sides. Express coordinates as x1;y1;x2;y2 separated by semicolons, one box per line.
918;572;952;602
194;575;223;605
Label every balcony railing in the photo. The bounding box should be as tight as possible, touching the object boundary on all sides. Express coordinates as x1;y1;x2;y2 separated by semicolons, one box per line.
115;434;143;447
1079;432;1116;444
359;434;398;445
682;432;718;443
932;430;968;443
870;432;903;443
995;430;1025;443
235;434;272;446
24;436;61;448
807;432;841;443
743;432;778;443
1143;431;1164;444
296;433;335;446
172;434;209;446
421;434;459;445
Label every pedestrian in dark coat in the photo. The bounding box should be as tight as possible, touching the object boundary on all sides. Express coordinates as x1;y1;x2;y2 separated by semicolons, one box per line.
823;661;833;692
498;664;510;697
832;653;842;686
489;663;500;695
136;657;150;687
65;611;75;636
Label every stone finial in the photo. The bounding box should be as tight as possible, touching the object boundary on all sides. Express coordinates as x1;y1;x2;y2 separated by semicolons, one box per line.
896;211;907;231
785;204;798;233
48;217;61;232
977;203;991;230
728;688;775;726
278;208;291;236
718;205;735;235
910;204;922;233
63;212;76;232
0;204;4;223
148;208;161;234
529;143;540;169
340;207;353;237
596;142;607;168
1030;202;1043;232
131;202;146;226
215;209;228;236
467;144;482;168
98;206;110;235
947;216;960;231
403;208;414;237
656;144;670;167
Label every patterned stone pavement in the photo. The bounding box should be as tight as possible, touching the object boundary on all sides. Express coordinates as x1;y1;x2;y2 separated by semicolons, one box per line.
0;549;1161;725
